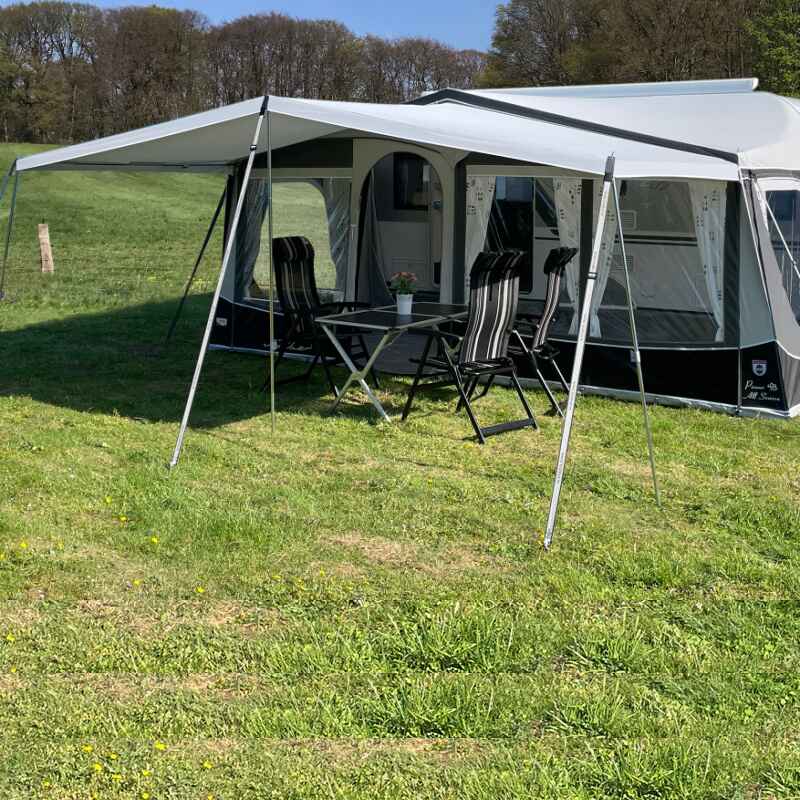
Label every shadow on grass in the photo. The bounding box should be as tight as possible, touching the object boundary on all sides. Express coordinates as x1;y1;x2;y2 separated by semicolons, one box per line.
0;294;437;429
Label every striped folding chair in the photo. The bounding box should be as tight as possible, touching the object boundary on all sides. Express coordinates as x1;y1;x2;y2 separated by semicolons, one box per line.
272;236;375;394
401;250;537;444
510;246;577;416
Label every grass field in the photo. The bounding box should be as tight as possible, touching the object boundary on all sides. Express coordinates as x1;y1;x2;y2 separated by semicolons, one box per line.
1;143;800;799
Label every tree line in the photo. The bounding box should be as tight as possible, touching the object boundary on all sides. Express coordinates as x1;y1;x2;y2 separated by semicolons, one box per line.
481;0;800;96
3;0;800;147
0;2;485;144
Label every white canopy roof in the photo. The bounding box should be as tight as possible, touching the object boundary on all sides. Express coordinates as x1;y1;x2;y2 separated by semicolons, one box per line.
16;90;742;181
461;85;800;172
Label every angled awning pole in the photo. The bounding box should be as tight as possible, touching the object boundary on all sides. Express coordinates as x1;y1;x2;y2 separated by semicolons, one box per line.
543;154;615;550
163;184;228;347
169;97;268;469
266;99;276;433
613;178;660;507
0;161;19;301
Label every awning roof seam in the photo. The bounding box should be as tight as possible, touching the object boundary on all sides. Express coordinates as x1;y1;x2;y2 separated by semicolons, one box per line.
411;89;740;164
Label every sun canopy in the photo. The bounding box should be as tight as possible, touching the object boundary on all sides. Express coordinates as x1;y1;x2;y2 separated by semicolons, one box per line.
15;93;739;181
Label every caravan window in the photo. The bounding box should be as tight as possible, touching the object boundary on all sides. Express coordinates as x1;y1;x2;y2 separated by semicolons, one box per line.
595;180;726;345
467;173;729;346
764;188;800;322
471;176;569;298
243;179;351;303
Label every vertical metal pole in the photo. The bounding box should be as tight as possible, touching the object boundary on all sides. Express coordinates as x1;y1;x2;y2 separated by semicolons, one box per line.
0;168;19;301
543;155;615;550
267;103;276;433
0;160;15;210
169;97;268;468
613;179;661;507
163;184;227;347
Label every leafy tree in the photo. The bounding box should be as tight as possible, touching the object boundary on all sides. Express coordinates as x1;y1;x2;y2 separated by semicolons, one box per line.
481;0;759;88
749;0;800;94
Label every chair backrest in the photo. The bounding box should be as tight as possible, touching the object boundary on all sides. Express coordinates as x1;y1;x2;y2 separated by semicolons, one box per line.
272;236;321;315
460;250;525;365
532;246;578;349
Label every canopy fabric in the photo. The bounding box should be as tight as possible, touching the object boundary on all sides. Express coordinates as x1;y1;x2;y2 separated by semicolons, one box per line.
461;86;800;173
16;93;739;181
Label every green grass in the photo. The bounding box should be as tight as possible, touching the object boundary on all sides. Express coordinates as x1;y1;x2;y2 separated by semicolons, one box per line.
1;143;800;799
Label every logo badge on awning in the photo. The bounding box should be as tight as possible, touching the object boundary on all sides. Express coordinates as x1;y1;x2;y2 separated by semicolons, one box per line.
752;359;767;377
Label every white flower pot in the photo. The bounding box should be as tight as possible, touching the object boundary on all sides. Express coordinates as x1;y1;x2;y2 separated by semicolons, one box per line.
396;294;413;315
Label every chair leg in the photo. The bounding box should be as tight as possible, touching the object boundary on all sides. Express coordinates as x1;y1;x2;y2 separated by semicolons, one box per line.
455;376;479;412
443;352;486;444
310;330;339;396
401;335;434;421
453;370;486;444
550;355;571;396
318;352;337;396
510;369;538;430
474;373;495;401
532;354;563;417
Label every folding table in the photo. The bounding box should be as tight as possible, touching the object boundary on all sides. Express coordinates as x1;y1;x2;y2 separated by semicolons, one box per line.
316;302;468;420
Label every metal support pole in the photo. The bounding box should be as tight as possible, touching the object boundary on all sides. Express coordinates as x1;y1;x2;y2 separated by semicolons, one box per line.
163;184;227;347
542;155;615;550
169;97;268;468
613;179;661;507
0;167;19;301
0;160;15;210
266;104;276;433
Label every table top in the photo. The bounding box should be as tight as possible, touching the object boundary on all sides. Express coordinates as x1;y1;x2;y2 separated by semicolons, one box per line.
317;303;468;332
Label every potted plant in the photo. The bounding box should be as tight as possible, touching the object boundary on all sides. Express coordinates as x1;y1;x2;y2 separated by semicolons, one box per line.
389;272;418;315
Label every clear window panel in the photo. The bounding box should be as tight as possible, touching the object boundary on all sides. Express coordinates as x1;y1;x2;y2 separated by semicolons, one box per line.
597;180;722;345
244;179;350;304
465;174;580;335
765;190;800;322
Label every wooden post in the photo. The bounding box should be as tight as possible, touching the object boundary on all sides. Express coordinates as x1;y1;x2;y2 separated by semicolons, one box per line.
38;223;54;273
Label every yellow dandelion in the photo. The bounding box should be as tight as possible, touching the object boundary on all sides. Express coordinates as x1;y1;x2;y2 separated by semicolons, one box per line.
112;772;122;783
41;780;51;788
153;741;167;751
150;536;159;545
133;579;142;587
119;515;128;523
141;768;151;777
9;666;16;674
195;586;205;595
0;552;5;561
5;632;15;643
105;495;112;504
82;744;94;753
92;762;103;773
109;752;118;760
19;540;28;549
141;793;151;800
202;760;213;769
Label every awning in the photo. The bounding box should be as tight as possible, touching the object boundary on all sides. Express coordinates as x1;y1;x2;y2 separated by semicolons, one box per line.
15;94;739;181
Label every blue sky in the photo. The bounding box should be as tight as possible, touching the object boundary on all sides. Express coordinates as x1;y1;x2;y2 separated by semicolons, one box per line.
82;0;495;50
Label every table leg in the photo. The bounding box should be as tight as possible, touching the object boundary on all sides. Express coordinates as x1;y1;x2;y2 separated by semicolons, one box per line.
321;325;401;420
